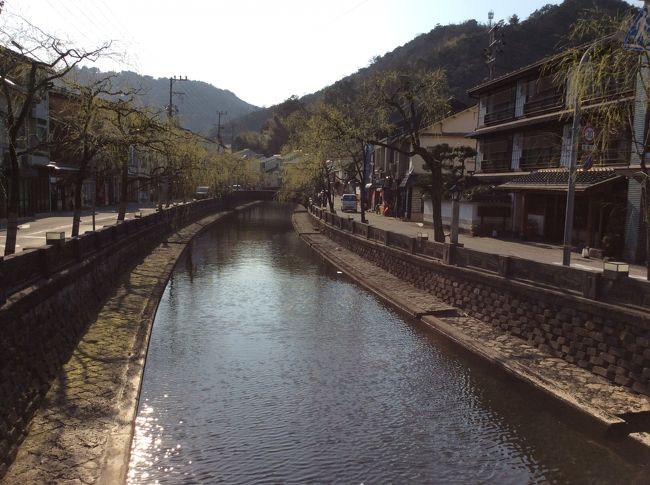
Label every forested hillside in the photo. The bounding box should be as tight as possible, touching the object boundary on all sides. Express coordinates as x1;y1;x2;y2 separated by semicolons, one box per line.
230;0;633;155
74;66;260;135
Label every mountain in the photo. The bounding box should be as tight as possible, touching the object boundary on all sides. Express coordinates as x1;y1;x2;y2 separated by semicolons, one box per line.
74;66;260;135
230;0;634;149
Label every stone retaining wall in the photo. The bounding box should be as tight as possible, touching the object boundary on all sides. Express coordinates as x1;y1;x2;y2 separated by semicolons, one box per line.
314;214;650;398
0;198;226;477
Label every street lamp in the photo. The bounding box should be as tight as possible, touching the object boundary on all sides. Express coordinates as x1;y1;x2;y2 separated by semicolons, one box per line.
562;32;622;266
449;184;462;245
45;161;60;212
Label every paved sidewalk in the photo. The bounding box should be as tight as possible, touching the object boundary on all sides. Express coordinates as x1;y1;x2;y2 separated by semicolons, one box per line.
325;202;648;280
0;203;160;253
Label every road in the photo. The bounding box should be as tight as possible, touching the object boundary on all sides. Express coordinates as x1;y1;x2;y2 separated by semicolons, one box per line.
0;205;157;254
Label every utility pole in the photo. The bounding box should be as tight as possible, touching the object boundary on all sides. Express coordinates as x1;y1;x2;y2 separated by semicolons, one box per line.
168;75;189;119
483;11;505;80
216;110;227;152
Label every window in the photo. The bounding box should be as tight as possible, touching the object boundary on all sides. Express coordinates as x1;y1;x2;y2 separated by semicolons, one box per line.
36;118;47;143
524;75;562;115
520;129;562;170
484;87;516;125
480;136;513;173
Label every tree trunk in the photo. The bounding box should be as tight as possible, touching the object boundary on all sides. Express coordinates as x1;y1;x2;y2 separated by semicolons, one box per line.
71;169;84;237
4;145;20;256
117;157;128;221
641;180;650;280
429;164;445;242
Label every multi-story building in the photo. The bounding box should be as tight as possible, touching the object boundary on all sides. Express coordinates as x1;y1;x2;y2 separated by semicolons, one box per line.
467;52;645;261
0;50;51;218
370;105;478;222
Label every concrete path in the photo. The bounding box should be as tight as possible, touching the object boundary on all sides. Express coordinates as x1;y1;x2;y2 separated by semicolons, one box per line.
327;201;648;279
294;209;650;459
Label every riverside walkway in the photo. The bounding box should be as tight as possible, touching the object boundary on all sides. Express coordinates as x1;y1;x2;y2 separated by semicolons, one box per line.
327;202;647;279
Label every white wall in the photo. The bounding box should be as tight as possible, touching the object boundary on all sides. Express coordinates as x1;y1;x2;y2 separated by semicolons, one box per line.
423;200;478;230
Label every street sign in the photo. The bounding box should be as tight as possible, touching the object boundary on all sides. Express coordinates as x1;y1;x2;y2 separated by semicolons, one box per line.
582;124;595;144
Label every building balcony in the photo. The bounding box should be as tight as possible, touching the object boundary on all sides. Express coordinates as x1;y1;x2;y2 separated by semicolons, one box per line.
480;157;512;173
523;93;563;116
581;86;634;107
484;106;515;126
519;154;561;171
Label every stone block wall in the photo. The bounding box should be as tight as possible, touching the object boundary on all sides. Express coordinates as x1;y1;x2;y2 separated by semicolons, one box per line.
317;220;650;398
0;198;225;476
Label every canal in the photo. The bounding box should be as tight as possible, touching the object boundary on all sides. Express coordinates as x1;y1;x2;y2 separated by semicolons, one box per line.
127;203;643;484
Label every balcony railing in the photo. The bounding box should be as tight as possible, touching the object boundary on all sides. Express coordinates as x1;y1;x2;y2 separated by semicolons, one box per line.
523;93;563;116
480;157;512;173
519;154;561;171
484;106;515;126
581;84;634;106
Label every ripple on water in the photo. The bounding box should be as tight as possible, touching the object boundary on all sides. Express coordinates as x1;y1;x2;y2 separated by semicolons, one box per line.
128;204;641;485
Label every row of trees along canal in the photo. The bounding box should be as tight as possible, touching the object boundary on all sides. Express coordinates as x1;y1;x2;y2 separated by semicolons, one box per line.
278;7;650;278
0;18;261;256
278;67;477;244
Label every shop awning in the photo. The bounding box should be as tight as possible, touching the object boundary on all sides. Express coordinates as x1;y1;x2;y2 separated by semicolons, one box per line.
497;168;623;192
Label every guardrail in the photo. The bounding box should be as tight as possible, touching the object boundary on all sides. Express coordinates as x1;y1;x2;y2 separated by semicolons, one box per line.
308;205;650;310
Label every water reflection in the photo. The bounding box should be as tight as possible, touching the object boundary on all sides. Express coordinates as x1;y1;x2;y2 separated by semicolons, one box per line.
128;203;643;484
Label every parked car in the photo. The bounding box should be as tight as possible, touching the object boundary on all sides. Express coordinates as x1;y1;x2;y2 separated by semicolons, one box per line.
195;186;210;199
341;193;358;212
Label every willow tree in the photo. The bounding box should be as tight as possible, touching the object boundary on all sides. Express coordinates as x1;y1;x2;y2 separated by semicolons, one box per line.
50;75;152;235
280;101;354;211
361;68;451;242
552;9;650;277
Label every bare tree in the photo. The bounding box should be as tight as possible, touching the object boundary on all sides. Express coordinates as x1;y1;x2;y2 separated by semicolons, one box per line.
50;76;147;235
0;18;110;254
361;69;453;242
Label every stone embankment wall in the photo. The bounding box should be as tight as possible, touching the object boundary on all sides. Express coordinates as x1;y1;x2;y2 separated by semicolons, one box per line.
0;198;226;477
310;208;650;398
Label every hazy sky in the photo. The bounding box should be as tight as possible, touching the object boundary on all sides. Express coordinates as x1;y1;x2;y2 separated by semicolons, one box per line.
4;0;643;107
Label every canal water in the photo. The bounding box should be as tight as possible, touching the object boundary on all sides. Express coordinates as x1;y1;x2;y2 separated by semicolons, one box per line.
128;203;643;484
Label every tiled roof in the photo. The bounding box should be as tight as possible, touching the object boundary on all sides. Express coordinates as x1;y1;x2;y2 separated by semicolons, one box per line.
499;168;622;192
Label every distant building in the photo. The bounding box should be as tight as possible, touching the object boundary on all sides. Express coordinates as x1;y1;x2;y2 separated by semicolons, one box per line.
371;105;478;223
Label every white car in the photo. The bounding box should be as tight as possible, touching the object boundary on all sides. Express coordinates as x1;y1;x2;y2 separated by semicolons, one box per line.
341;194;358;212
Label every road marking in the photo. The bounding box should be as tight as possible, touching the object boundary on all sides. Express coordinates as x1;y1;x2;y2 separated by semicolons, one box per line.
18;224;30;229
